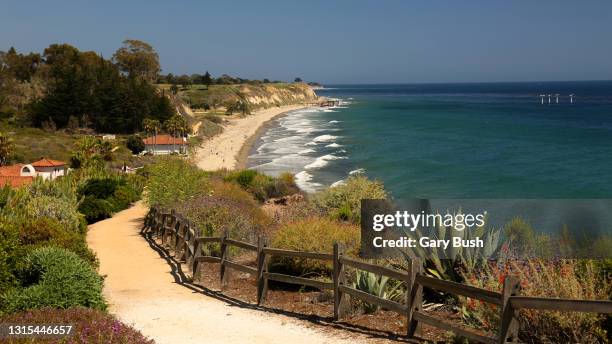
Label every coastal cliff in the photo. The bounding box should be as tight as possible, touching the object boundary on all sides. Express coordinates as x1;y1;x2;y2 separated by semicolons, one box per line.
168;82;319;114
239;83;318;109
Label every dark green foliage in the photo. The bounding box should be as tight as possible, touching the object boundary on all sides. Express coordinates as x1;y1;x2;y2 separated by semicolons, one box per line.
21;43;174;133
78;178;118;199
126;135;145;154
77;177;141;223
112;184;139;210
0;222;24;293
1;247;106;313
0;184;10;208
78;196;115;223
18;217;96;265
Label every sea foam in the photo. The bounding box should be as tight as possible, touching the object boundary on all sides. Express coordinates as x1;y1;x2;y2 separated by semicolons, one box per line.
325;143;342;148
305;154;347;170
349;168;365;175
313;135;339;143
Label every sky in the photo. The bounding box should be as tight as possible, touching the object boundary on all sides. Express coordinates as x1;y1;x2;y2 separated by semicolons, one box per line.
1;1;611;84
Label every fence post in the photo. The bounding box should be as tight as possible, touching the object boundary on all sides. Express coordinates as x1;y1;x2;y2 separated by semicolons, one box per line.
157;212;165;241
171;215;181;255
191;227;202;282
141;207;153;234
154;210;162;239
406;258;422;337
177;220;188;262
499;275;521;343
333;243;349;320
163;210;175;247
219;230;229;290
256;236;269;305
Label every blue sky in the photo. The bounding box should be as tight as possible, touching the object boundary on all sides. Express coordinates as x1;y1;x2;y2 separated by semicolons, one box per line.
1;1;611;84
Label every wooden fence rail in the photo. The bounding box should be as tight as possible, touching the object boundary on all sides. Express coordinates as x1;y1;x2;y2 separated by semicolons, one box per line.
142;206;612;344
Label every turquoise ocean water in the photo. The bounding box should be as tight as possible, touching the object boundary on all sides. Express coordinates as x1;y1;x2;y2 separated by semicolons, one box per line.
247;81;612;199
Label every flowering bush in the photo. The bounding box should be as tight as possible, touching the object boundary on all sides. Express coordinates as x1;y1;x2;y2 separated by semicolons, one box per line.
462;259;611;343
0;307;155;343
176;181;271;243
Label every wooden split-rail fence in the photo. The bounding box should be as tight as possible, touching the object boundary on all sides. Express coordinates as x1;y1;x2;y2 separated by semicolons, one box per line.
142;207;612;344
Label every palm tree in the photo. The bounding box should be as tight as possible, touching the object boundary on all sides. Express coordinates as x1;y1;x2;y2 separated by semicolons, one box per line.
142;118;161;155
164;115;188;154
164;117;179;154
0;132;13;166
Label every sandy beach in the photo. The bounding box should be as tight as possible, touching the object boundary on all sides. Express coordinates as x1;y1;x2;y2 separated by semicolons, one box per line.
194;104;311;171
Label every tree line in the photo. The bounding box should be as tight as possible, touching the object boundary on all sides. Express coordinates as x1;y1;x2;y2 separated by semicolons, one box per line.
0;40;174;134
156;72;291;87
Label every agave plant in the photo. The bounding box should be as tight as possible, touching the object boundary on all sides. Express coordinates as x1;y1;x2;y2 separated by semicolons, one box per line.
351;270;404;313
396;210;503;283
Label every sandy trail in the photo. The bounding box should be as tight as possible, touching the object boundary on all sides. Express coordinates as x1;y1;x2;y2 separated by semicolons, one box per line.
88;203;364;344
194;104;308;170
87;103;371;344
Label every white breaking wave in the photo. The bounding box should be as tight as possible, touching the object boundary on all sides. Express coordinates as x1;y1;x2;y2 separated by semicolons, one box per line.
329;120;341;124
313;135;339;143
294;171;321;193
349;168;365;175
330;179;347;187
305;154;347;170
298;149;316;155
325;143;342;148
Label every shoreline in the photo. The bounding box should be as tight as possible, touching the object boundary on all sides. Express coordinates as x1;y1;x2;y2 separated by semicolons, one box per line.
194;104;312;171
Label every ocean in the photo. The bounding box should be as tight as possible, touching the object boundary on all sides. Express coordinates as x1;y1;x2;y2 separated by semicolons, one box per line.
246;81;612;198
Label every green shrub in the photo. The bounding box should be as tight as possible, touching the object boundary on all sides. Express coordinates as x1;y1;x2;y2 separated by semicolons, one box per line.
19;217;96;265
77;178;119;199
223;169;300;202
111;184;139;210
312;175;387;223
1;247;106;313
23;195;83;233
271;218;360;275
0;220;24;293
0;185;10;209
77;176;142;223
78;196;115;224
144;157;208;208
126;135;145;154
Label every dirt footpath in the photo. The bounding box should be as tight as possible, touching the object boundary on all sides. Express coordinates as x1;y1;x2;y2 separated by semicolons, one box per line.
87;202;366;344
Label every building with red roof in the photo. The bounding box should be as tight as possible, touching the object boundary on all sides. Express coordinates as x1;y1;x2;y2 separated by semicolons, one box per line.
142;134;187;155
0;157;67;188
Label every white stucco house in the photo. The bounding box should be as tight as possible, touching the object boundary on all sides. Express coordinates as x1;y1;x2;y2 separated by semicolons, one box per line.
143;134;188;155
21;158;67;180
0;158;67;188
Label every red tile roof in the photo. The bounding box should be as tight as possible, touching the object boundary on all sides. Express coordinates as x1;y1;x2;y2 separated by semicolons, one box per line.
0;164;25;176
0;175;33;188
142;134;186;145
31;158;66;167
